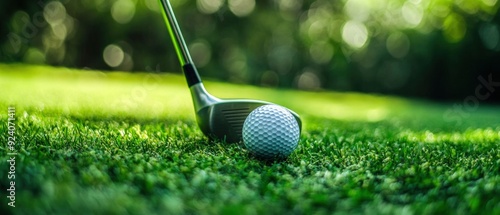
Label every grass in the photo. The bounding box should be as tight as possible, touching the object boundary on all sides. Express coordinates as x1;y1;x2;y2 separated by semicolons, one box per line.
0;63;499;214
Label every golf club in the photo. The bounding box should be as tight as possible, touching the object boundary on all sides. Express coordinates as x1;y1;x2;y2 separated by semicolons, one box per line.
158;0;302;143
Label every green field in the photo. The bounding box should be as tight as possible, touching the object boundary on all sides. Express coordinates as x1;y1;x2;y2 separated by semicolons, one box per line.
1;64;499;214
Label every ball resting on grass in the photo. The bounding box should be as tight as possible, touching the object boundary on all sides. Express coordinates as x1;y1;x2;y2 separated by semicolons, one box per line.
242;105;300;160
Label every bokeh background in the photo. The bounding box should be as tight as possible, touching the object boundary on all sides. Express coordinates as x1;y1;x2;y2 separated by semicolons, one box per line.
1;0;499;101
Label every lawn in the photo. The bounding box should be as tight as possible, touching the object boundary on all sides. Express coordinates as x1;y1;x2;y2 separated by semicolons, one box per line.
0;64;499;214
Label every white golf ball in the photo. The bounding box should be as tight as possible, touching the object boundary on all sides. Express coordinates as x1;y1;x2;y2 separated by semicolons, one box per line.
242;105;300;159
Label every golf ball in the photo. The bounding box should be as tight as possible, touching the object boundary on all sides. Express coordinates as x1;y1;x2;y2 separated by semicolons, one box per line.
242;105;300;159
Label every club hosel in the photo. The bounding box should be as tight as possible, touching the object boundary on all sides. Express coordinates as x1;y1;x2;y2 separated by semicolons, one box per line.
182;63;202;87
189;83;221;112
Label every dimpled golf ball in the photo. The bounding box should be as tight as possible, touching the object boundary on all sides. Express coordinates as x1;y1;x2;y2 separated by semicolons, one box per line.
242;105;300;159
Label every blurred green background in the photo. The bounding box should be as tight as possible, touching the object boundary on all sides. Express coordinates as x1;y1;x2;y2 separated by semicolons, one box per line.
1;0;499;101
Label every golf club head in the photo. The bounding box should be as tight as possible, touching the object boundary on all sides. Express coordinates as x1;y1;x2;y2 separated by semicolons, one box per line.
158;0;302;143
190;83;302;143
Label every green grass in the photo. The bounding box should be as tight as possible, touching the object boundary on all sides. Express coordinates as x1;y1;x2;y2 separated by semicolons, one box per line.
0;64;499;214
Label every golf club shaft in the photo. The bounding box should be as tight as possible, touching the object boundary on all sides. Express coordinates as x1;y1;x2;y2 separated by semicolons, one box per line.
158;0;201;87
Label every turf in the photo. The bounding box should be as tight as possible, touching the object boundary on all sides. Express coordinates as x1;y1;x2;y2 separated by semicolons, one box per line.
0;64;499;215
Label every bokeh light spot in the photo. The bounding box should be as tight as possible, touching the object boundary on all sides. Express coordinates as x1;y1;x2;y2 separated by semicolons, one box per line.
64;16;75;38
342;20;369;49
297;70;320;90
189;40;212;68
23;48;46;64
51;23;67;40
402;2;423;28
308;20;328;40
145;0;160;12
430;1;451;18
92;0;107;12
223;46;248;82
479;23;500;50
229;0;255;17
278;0;302;12
43;30;63;49
111;0;136;24
45;43;66;63
482;0;498;6
344;0;370;22
11;11;30;32
197;0;224;14
103;44;125;68
456;0;479;15
309;41;334;64
443;13;466;43
260;70;280;87
118;53;134;71
386;32;410;58
44;1;67;26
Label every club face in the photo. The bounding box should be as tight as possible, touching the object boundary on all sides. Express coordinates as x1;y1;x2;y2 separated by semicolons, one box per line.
196;100;302;143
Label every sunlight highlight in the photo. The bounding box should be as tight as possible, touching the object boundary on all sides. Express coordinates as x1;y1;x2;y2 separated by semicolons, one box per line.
342;20;369;49
398;129;500;144
402;1;423;28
